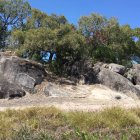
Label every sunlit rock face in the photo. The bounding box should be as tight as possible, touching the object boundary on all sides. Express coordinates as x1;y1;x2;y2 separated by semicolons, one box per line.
0;53;46;98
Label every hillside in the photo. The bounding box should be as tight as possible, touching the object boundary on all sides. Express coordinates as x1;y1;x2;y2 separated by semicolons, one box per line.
0;52;140;112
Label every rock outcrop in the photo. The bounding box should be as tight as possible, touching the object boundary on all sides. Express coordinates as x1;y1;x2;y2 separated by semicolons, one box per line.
1;52;140;99
79;62;140;98
96;68;140;97
0;53;46;92
0;53;46;99
108;63;126;75
133;64;140;70
126;64;140;85
0;75;26;99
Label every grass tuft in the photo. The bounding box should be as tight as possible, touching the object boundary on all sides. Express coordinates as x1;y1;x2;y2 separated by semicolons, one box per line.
0;107;140;139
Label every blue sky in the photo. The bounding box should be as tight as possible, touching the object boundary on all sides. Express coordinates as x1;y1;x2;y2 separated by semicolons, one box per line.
28;0;140;28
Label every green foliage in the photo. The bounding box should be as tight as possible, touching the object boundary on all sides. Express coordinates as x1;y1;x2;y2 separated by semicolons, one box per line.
79;13;108;38
24;28;57;52
15;46;27;57
31;53;42;61
12;30;26;46
56;24;75;39
0;0;31;28
79;13;138;64
121;59;133;68
14;28;57;60
26;9;67;30
57;31;86;61
93;46;116;63
0;0;31;47
12;20;86;74
1;2;140;75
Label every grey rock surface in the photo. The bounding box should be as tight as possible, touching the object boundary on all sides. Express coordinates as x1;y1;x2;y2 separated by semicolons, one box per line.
44;83;70;97
97;68;140;97
15;73;36;90
135;85;140;91
108;63;126;75
133;64;140;70
0;53;46;91
126;69;140;85
0;75;26;99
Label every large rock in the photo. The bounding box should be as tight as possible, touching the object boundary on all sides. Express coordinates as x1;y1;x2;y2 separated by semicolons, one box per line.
126;69;140;85
125;64;140;85
108;63;125;75
0;75;26;99
97;68;140;98
15;73;36;90
133;64;140;70
44;83;70;97
0;53;46;91
135;85;140;90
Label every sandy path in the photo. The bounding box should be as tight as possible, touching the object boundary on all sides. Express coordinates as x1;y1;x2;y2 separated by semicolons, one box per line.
0;84;140;112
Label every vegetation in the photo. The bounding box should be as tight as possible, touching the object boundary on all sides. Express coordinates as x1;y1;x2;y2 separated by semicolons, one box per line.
0;0;31;47
0;107;140;139
1;1;140;139
1;0;140;74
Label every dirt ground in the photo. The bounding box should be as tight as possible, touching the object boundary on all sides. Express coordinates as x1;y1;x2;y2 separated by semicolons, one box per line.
0;84;140;112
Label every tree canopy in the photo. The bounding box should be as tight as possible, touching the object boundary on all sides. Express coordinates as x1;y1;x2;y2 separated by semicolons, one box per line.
0;0;31;47
0;0;140;75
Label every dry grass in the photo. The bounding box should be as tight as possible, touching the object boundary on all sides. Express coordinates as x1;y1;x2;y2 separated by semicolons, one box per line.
0;107;140;139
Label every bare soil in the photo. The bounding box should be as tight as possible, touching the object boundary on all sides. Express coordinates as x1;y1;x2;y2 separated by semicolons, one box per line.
0;83;140;111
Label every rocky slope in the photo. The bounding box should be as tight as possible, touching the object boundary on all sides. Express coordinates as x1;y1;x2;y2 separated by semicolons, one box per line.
1;52;140;101
0;83;139;111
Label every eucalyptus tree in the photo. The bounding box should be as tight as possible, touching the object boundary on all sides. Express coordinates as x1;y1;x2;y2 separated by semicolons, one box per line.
0;0;31;29
78;13;136;64
0;0;31;47
26;9;67;30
